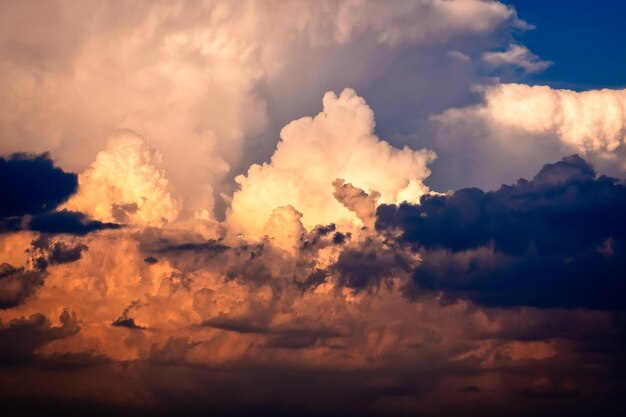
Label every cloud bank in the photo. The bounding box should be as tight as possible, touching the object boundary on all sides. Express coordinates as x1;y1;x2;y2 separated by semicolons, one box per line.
1;148;625;416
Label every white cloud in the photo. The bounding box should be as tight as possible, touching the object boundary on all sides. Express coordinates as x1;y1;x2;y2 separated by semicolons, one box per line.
228;89;436;239
456;84;626;153
64;130;181;226
482;44;552;73
0;0;517;220
430;83;626;190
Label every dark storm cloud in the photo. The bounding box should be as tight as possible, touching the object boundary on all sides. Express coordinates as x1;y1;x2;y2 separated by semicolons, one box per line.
201;315;344;350
26;210;120;235
0;263;43;309
29;235;87;270
0;153;77;218
376;155;626;309
111;318;146;330
154;240;229;254
332;237;416;290
0;310;79;366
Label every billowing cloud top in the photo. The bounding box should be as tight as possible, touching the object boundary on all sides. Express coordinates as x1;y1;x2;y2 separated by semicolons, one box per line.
229;88;435;238
64;130;181;226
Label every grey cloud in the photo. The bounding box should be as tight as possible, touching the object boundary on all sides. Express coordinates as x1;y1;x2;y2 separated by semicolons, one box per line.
0;310;79;366
0;263;44;309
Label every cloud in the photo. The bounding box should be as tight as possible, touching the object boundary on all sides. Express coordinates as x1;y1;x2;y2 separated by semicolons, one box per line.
29;235;87;270
482;44;552;73
0;263;43;309
63;131;181;226
1;185;625;416
332;179;380;229
0;0;518;221
430;83;626;191
229;88;436;239
26;210;120;236
5;3;626;416
0;153;77;218
0;310;79;365
441;83;626;154
377;155;626;308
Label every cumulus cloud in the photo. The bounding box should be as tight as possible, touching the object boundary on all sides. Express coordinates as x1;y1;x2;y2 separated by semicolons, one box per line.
0;0;519;220
1;155;626;416
262;205;306;254
440;83;626;154
64;131;181;226
484;84;626;153
482;44;552;73
430;83;626;190
229;88;436;238
377;155;626;308
332;179;380;229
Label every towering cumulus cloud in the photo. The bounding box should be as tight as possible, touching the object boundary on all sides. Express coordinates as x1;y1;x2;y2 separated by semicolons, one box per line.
64;131;180;226
229;89;436;238
0;0;516;220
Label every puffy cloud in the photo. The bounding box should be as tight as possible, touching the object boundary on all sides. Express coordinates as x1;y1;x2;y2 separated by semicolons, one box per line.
229;89;436;238
1;154;626;415
483;84;626;153
440;83;626;154
332;179;380;229
482;44;552;73
377;155;626;308
430;83;626;190
64;131;180;226
0;0;518;220
262;205;306;254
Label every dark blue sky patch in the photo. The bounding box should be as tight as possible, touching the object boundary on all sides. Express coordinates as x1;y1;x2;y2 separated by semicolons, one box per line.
27;210;120;236
0;153;77;218
510;0;626;89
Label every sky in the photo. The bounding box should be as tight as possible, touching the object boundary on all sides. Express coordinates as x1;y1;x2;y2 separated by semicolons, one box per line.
1;1;626;416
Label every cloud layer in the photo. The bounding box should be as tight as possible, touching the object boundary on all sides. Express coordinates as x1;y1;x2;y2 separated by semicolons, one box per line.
2;150;625;416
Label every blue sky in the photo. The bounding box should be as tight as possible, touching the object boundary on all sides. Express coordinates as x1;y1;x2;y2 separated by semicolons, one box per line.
513;0;626;89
